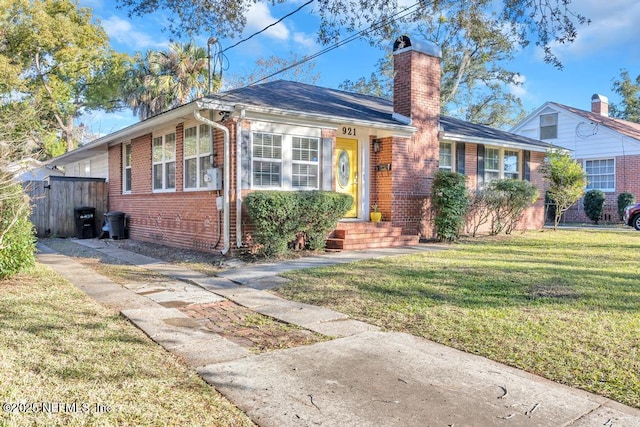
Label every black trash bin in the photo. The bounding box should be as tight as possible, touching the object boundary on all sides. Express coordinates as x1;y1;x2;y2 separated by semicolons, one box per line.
104;211;126;240
74;207;96;239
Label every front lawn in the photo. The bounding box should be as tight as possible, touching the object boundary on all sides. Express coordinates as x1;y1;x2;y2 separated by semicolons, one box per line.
0;266;254;427
275;229;640;408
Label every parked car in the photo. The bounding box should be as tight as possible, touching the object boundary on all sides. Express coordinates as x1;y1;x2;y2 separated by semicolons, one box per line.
623;202;640;230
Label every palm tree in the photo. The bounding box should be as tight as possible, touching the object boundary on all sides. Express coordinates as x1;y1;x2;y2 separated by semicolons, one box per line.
121;41;211;120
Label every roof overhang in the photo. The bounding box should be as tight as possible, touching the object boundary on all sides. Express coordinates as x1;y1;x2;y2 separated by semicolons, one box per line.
441;132;560;153
48;98;418;168
46;102;205;166
226;102;416;137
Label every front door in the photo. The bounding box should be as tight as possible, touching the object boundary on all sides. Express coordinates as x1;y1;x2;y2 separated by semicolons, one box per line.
335;138;358;218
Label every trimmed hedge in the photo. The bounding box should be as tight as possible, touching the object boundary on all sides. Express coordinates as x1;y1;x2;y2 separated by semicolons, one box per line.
244;191;353;256
432;171;469;241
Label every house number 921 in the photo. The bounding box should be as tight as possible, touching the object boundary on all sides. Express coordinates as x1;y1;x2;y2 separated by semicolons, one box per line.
342;126;356;136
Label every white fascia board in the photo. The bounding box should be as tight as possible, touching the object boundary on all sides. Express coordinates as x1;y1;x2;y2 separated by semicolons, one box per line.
232;104;416;137
442;133;561;153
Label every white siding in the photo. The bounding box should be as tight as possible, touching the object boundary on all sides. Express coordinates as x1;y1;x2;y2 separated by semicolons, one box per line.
512;106;640;159
62;152;109;180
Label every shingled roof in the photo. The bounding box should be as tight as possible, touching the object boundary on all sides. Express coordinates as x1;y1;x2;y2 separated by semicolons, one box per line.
549;102;640;141
210;80;553;150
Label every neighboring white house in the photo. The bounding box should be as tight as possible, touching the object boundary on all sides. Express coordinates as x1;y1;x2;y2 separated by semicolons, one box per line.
511;94;640;222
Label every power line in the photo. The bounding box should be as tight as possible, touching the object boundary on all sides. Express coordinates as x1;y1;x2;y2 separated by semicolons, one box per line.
221;0;315;53
214;0;424;98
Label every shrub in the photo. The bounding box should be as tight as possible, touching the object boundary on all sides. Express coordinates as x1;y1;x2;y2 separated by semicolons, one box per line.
486;179;539;234
432;171;469;241
244;191;352;256
583;189;606;224
617;192;636;220
466;188;497;237
297;191;353;250
0;177;36;278
466;180;539;236
541;150;586;229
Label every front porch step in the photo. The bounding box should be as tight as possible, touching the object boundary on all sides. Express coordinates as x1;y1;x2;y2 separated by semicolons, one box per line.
325;222;419;251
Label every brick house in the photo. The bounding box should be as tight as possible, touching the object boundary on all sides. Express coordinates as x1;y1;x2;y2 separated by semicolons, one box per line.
47;36;553;253
510;95;640;223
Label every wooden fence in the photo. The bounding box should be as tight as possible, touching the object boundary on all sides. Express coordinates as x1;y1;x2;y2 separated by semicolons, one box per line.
24;176;108;238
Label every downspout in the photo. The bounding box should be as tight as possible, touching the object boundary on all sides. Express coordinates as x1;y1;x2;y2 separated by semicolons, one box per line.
194;109;231;255
235;108;245;248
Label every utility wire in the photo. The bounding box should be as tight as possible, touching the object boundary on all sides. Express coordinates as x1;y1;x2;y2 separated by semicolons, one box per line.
211;0;424;100
247;1;423;86
221;0;315;53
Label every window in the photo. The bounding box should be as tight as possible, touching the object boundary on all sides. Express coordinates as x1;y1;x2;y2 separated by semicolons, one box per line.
253;132;282;187
439;142;453;171
484;147;500;182
123;143;132;193
503;150;520;179
540;113;558;140
184;124;211;189
483;147;521;184
292;137;319;188
251;131;320;189
152;132;176;191
585;159;615;191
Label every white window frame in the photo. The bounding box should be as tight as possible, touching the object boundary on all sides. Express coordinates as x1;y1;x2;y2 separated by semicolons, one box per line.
123;142;132;193
291;136;320;189
183;124;212;190
250;130;320;190
539;113;558;140
503;149;520;180
585;158;615;192
152;131;176;192
439;141;454;171
484;146;521;184
252;132;283;188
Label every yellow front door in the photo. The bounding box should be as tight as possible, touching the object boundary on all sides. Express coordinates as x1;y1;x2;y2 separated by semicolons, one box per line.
335;138;358;218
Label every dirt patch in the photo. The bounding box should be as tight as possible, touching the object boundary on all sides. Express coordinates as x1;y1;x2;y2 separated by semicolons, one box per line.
527;283;579;300
178;301;330;353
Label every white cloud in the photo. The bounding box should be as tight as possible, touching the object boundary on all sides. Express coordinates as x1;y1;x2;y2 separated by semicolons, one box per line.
541;0;640;60
292;32;317;50
101;16;168;51
245;2;290;40
508;74;527;98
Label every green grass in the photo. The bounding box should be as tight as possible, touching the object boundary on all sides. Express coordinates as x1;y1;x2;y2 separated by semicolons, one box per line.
0;266;254;427
276;229;640;408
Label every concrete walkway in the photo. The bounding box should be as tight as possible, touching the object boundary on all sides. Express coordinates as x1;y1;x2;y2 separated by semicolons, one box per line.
36;239;640;427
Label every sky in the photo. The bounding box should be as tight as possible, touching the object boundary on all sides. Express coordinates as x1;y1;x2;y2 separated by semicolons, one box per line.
79;0;640;136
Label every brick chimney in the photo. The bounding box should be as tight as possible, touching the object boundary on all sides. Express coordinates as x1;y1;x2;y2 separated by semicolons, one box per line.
393;35;442;125
387;35;442;236
591;94;609;117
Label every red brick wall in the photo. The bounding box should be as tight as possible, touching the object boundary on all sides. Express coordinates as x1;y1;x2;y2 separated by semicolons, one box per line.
107;122;233;253
562;153;640;223
460;148;545;235
369;136;393;221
